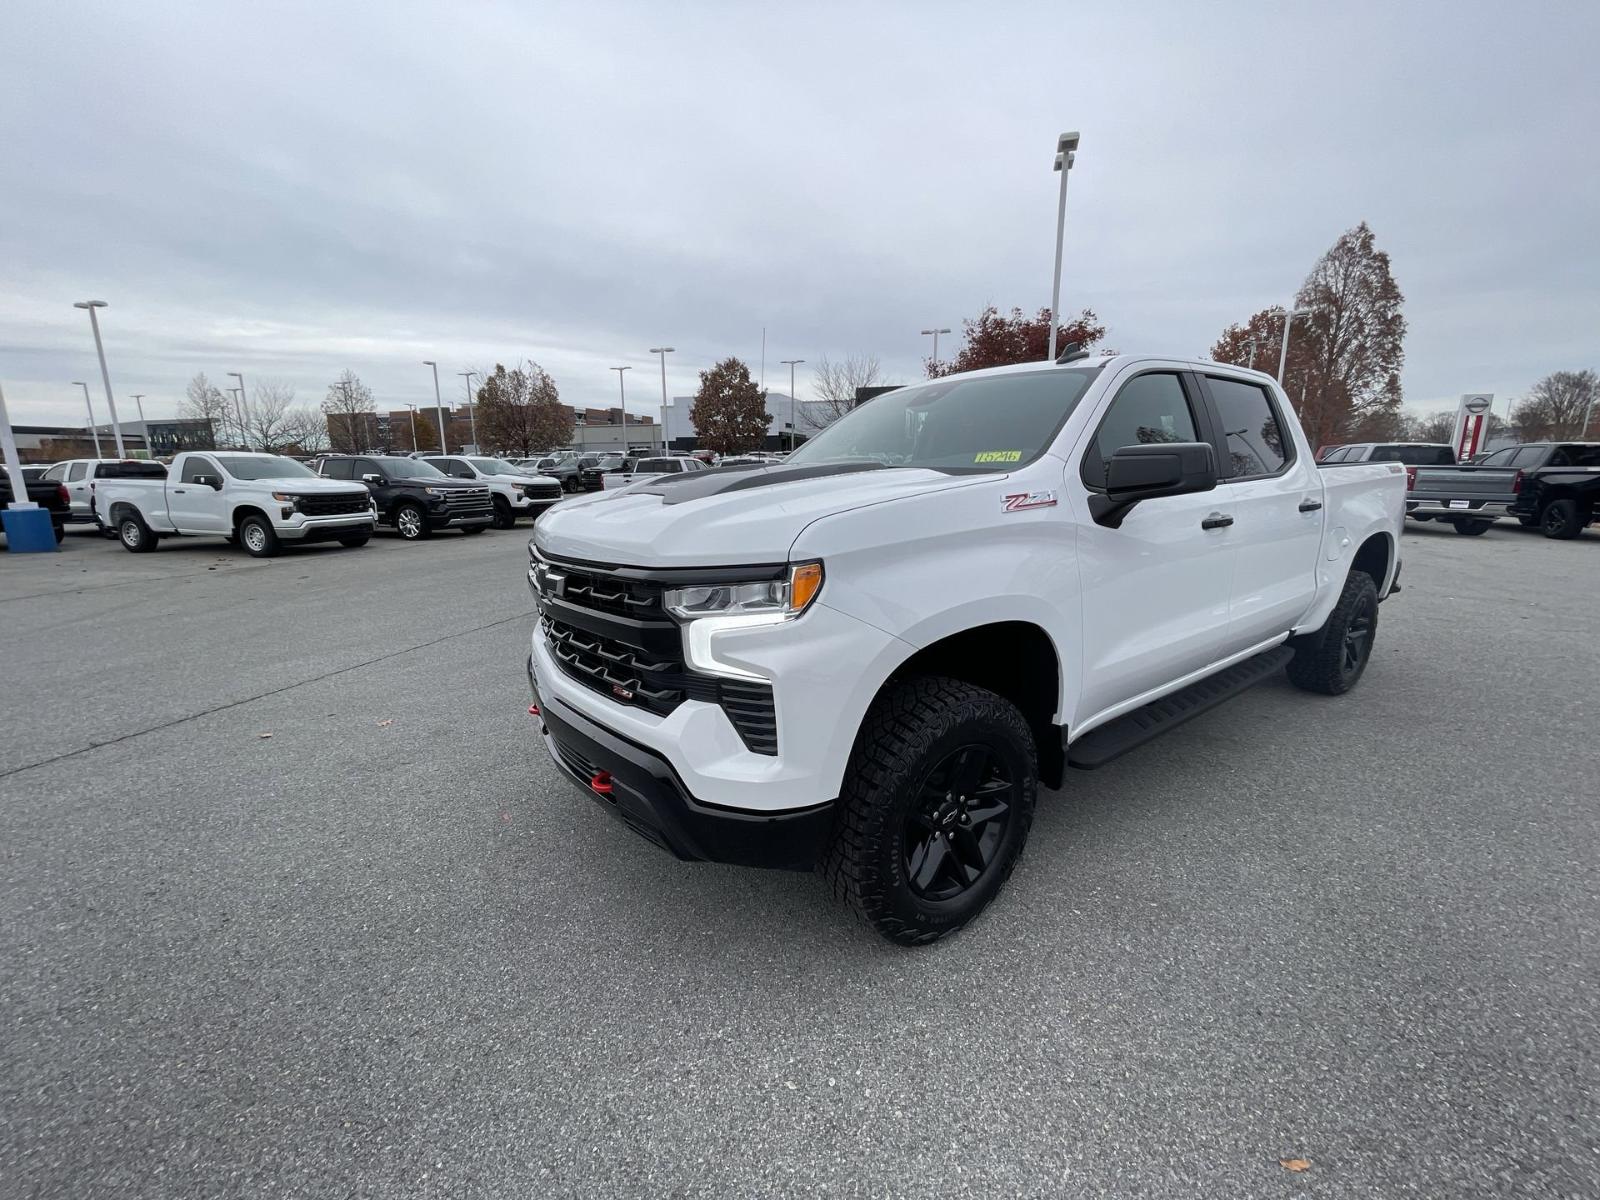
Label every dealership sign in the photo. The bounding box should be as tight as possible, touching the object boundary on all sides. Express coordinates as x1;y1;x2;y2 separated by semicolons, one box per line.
1454;394;1494;461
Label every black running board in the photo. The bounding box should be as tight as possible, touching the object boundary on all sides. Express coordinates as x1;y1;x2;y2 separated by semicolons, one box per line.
1065;646;1294;770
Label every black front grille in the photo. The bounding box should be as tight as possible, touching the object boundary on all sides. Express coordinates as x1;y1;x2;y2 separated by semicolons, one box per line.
539;554;782;755
299;492;371;517
524;483;563;502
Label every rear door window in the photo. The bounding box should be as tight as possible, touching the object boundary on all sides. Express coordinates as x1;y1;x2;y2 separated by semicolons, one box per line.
68;462;88;481
321;458;354;479
1205;375;1291;478
43;463;67;481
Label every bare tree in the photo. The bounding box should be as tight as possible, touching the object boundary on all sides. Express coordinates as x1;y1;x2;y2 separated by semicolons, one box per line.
1512;370;1599;440
181;372;234;448
245;381;299;452
321;370;378;452
804;354;883;432
283;408;329;453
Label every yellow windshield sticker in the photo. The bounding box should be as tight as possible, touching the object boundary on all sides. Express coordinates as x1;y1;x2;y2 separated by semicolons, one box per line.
974;450;1023;464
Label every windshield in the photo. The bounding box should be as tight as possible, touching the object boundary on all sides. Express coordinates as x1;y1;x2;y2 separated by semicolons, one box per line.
383;459;447;479
788;368;1099;472
219;455;316;480
469;458;522;475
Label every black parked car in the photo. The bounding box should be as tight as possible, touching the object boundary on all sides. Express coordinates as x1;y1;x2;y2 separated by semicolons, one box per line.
2;469;71;543
314;455;492;540
576;453;627;492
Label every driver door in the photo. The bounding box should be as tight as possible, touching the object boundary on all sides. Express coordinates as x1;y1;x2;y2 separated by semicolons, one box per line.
168;455;229;531
1069;367;1237;729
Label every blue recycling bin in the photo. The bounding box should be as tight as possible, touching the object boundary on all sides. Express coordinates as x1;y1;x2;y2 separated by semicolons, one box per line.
2;506;59;552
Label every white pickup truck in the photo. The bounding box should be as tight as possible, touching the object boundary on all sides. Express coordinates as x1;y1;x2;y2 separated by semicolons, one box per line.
97;451;377;556
525;353;1406;944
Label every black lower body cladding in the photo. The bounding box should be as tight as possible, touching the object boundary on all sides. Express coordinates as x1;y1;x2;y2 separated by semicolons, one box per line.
529;661;833;871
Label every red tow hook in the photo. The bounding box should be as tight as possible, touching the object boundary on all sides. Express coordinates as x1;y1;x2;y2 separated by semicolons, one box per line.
589;771;614;796
527;703;541;716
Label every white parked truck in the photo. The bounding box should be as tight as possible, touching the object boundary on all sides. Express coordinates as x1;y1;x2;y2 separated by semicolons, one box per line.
96;451;376;556
526;354;1406;944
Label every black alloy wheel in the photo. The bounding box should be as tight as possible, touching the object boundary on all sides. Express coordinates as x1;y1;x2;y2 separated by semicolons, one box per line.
902;745;1016;902
1340;601;1375;683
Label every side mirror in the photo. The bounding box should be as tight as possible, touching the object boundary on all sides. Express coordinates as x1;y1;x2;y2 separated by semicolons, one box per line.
362;473;383;484
1088;442;1217;529
193;473;222;490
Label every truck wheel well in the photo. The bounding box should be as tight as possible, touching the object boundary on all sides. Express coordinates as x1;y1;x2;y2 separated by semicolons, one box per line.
886;622;1064;790
1351;532;1393;591
107;501;137;525
231;504;269;530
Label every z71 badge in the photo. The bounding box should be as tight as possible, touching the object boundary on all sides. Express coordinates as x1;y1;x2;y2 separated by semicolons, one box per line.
1002;490;1058;512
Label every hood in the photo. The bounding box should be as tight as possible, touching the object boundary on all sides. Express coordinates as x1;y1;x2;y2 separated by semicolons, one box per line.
280;476;376;494
535;462;989;566
391;476;484;490
495;472;559;486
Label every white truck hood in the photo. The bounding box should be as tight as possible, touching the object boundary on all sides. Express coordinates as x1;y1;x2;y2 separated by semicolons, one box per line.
535;464;986;566
278;476;372;493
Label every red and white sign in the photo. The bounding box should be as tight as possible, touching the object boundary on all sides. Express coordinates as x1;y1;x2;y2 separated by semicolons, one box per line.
1453;394;1493;461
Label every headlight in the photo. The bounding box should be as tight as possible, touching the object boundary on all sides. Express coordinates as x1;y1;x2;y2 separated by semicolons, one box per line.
270;491;299;504
665;562;823;620
424;486;448;496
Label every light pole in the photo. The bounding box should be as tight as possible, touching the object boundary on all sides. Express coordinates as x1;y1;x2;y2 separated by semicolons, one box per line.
422;360;449;452
74;300;126;457
228;371;248;449
920;328;950;369
229;388;246;447
130;393;147;456
457;371;479;451
404;404;420;452
649;347;674;452
1276;307;1313;384
1246;336;1259;371
611;366;632;453
780;359;804;451
72;382;103;457
1047;131;1080;362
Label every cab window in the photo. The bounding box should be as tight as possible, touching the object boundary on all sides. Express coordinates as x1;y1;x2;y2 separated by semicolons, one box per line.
180;456;219;483
320;458;354;479
43;463;67;481
1082;373;1198;489
68;461;88;481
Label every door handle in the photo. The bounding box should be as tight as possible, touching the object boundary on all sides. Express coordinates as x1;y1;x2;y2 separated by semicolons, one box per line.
1298;498;1323;512
1201;512;1234;530
173;488;186;494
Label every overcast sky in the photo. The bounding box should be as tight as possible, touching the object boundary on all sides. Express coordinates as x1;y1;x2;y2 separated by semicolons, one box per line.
3;1;1596;429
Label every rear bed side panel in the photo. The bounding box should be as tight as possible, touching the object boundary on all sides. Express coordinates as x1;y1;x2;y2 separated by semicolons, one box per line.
1293;461;1405;636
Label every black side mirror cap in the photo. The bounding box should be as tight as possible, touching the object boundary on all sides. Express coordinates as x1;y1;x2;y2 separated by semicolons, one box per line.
1087;442;1218;529
361;473;383;484
192;474;222;489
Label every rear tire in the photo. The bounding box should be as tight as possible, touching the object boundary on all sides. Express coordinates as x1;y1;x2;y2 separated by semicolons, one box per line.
822;677;1037;946
1451;519;1493;536
237;514;280;558
1286;571;1379;696
117;513;158;554
1517;515;1539;528
1540;498;1585;540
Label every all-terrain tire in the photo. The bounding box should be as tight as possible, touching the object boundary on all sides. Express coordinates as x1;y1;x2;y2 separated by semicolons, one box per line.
491;497;516;529
1286;571;1379;696
821;677;1037;946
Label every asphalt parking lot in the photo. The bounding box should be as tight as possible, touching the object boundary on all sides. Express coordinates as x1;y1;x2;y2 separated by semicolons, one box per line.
2;519;1596;1198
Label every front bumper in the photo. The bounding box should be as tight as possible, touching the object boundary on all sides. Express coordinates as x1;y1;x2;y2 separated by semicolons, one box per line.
528;658;833;870
430;510;493;529
278;513;378;541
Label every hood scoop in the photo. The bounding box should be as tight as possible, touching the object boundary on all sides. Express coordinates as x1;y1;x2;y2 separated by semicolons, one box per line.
635;461;887;505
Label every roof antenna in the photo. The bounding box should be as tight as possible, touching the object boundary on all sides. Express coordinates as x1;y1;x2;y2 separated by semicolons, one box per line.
1056;340;1089;364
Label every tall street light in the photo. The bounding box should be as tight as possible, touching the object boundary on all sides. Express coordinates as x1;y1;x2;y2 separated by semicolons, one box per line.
649;347;674;452
422;360;449;452
611;366;632;453
1046;132;1080;362
921;327;950;369
1276;307;1313;384
780;359;804;451
72;381;103;458
228;371;248;449
457;371;480;451
229;388;247;447
74;300;126;457
404;404;420;452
